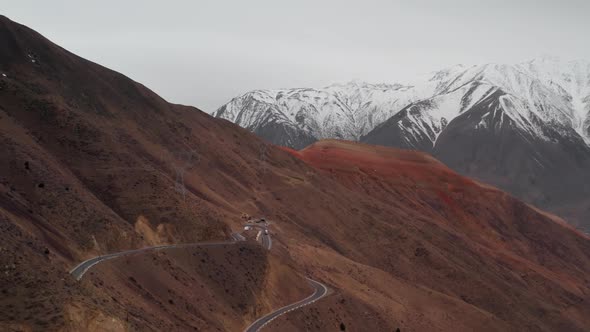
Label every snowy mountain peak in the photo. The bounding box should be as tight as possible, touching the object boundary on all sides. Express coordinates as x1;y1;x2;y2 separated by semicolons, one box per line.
325;79;412;91
214;80;423;147
214;58;590;148
212;57;590;232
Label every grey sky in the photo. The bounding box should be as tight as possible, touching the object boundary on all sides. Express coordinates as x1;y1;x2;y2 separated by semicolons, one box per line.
3;0;590;111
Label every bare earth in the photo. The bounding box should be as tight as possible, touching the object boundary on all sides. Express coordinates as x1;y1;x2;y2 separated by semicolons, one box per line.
1;15;590;331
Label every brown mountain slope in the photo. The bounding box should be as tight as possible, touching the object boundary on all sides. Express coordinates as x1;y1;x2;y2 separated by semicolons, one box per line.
275;141;590;331
1;15;590;331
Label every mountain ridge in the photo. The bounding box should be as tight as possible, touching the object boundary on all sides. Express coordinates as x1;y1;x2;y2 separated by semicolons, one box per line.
215;58;590;231
3;15;590;331
215;58;590;148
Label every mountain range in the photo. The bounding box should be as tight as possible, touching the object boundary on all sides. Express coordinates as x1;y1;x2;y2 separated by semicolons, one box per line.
214;59;590;232
2;15;590;331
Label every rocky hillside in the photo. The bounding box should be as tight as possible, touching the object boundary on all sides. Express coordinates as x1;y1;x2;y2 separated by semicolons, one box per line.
213;81;420;148
363;60;590;232
215;59;590;232
2;16;590;332
215;59;590;149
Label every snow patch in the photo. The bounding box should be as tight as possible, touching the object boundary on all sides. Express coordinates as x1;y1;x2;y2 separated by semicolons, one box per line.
215;57;590;148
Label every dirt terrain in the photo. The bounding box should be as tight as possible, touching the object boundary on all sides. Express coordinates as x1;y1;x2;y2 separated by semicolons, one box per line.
275;140;590;331
1;15;590;331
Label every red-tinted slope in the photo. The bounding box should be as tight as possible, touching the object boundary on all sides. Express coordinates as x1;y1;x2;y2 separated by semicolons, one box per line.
2;15;590;332
0;15;312;331
276;140;590;331
285;139;474;184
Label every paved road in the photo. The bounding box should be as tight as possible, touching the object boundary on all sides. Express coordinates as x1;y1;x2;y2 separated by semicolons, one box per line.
231;232;246;242
246;222;272;251
261;233;272;250
70;230;327;332
70;230;266;280
244;277;329;332
69;239;243;281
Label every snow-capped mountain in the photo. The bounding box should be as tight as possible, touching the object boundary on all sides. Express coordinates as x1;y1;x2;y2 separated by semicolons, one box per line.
214;58;590;150
213;57;590;232
213;80;421;149
363;58;590;233
365;58;590;150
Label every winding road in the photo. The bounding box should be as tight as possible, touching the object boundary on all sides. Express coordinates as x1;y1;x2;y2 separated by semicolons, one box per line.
261;233;272;250
244;278;329;332
69;228;327;332
69;241;236;280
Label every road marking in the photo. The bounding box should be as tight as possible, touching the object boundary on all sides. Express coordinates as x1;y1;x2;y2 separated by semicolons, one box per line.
69;241;238;280
70;230;267;281
243;278;328;332
69;230;322;332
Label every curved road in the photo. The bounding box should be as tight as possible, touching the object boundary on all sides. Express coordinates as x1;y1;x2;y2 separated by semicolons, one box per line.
245;221;272;251
261;233;272;250
70;231;328;332
244;277;329;332
70;235;244;280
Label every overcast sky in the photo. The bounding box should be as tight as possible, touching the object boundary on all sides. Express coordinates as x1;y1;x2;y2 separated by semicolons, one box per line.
4;0;590;111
